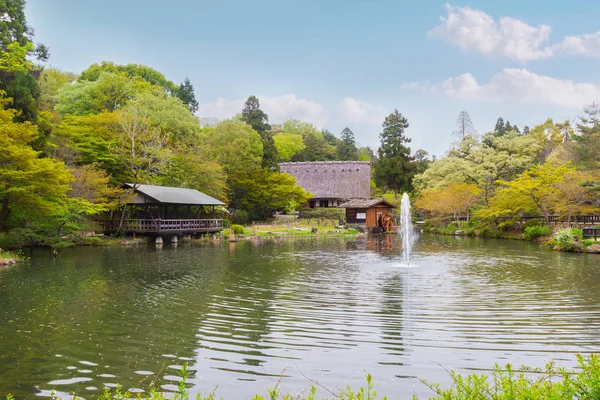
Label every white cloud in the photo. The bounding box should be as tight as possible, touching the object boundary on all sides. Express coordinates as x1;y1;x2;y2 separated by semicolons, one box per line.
339;97;387;125
196;94;328;128
400;81;423;90
433;68;600;109
560;31;600;59
428;3;554;62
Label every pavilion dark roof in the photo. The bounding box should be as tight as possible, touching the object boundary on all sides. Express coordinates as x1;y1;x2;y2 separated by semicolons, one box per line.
123;183;225;206
338;198;397;209
279;161;370;199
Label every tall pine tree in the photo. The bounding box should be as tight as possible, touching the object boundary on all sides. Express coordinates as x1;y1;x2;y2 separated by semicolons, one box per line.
176;77;198;113
338;127;357;160
373;110;414;198
241;96;278;169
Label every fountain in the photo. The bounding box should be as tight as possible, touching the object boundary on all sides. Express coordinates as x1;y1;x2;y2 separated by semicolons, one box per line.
399;193;415;263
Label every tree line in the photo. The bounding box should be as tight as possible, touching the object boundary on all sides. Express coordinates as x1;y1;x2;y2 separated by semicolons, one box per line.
413;109;600;229
1;0;423;246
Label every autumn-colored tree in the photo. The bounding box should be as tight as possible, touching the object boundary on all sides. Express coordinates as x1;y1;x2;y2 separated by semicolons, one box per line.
415;183;479;221
477;162;575;222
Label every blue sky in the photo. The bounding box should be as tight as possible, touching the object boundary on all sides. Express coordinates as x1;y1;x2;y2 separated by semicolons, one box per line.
25;0;600;156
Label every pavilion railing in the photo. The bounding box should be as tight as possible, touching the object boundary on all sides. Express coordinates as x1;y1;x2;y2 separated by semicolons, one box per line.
102;219;223;234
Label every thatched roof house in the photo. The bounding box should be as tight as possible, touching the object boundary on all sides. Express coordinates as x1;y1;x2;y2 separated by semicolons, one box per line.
279;161;370;208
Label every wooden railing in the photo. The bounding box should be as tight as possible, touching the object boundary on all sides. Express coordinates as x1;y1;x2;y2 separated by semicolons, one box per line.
583;228;600;240
454;215;600;225
102;219;223;234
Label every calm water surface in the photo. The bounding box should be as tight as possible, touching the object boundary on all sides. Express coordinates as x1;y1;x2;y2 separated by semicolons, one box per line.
1;234;599;398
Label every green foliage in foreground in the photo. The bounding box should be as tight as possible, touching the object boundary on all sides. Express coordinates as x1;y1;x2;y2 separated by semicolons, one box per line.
523;225;552;241
22;354;599;400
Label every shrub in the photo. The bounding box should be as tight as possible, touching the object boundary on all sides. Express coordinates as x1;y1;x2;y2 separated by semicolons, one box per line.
298;208;345;221
583;239;595;247
522;218;540;229
523;225;552;241
230;224;245;235
554;228;583;251
230;210;249;225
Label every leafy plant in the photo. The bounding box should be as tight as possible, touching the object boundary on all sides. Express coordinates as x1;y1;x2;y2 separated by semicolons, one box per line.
231;224;245;235
523;225;552;241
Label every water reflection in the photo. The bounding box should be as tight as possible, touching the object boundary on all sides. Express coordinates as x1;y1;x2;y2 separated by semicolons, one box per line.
0;235;599;398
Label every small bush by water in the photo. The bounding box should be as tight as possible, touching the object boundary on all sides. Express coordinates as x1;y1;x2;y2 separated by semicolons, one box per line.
523;225;552;241
24;354;600;400
548;228;584;251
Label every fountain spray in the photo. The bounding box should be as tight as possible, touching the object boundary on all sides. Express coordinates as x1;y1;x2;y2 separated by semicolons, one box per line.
399;193;414;264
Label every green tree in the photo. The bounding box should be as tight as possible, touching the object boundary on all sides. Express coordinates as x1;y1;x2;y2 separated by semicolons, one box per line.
37;68;77;112
373;109;414;198
0;102;72;232
529;118;573;161
110;108;171;186
55;72;153;116
273;133;305;162
176;77;199;113
202;120;263;174
574;103;600;168
414;133;539;205
477;162;576;222
52;112;121;178
229;168;311;219
357;146;375;161
78;62;178;93
127;89;201;144
0;0;49;60
338;127;357;160
241;96;278;168
159;151;228;202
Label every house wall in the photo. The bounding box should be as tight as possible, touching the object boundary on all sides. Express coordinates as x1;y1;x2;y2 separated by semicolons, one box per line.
366;206;392;228
305;198;341;208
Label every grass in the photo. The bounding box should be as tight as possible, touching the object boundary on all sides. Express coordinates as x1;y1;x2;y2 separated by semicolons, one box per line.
0;248;26;262
223;219;362;239
28;354;600;399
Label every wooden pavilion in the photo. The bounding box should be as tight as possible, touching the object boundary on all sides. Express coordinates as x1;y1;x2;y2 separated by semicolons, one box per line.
339;198;397;231
103;184;225;238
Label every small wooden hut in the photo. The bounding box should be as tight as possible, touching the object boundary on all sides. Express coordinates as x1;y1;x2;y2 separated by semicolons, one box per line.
339;198;397;230
103;184;226;237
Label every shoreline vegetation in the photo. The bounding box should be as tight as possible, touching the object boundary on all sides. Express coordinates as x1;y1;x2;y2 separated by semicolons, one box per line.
421;218;600;253
7;354;598;400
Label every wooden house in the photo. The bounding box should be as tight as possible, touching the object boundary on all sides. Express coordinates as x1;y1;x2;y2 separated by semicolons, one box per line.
339;198;397;230
279;161;370;208
103;184;225;237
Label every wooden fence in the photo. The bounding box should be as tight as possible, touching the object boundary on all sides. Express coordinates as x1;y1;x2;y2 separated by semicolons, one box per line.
455;215;600;225
583;228;600;240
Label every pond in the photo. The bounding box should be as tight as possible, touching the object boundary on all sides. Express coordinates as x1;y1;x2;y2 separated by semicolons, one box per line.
1;234;599;398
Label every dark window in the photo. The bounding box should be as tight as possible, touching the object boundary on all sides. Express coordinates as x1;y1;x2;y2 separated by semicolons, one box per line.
309;201;315;208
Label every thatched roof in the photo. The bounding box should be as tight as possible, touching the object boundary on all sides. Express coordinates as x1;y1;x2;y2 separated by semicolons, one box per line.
123;183;226;206
339;198;396;209
279;161;370;199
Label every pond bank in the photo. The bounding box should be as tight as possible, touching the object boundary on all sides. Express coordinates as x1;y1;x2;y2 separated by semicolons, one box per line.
422;221;600;254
